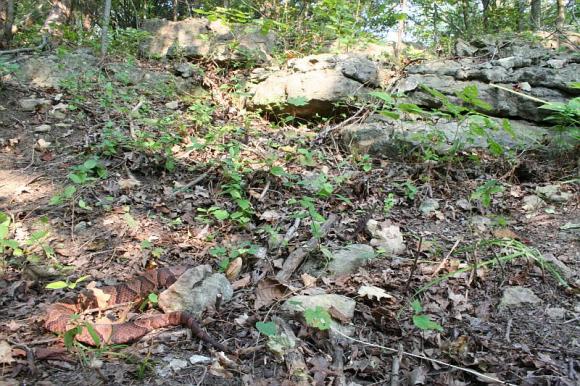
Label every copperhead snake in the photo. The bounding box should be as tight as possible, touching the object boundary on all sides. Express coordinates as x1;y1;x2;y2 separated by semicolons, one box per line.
44;266;231;353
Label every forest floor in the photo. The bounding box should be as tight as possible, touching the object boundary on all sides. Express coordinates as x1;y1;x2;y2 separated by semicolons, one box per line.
0;56;579;386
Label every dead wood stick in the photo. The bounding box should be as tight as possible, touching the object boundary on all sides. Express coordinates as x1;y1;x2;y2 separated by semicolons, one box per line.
276;214;338;281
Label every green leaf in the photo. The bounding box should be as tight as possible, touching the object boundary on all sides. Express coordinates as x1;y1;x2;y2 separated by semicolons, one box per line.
256;321;277;337
397;103;425;115
369;91;395;105
148;293;158;303
270;166;285;177
63;185;77;198
287;96;309;106
0;212;10;226
412;314;443;332
64;326;80;349
0;224;9;240
213;209;229;221
68;173;84;184
83;159;98;170
28;230;48;244
410;299;423;313
46;281;69;290
303;306;332;331
84;323;101;346
4;239;19;249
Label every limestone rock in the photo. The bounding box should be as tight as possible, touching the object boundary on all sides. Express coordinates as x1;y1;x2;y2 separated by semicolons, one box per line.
158;265;233;317
282;293;356;321
499;286;542;308
251;54;379;118
328;244;375;275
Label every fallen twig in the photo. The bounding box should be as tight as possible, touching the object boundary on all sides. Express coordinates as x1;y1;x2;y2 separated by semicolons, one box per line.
276;214;338;281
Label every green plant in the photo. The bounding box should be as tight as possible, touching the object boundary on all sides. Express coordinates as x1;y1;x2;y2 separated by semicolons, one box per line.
470;180;504;208
383;193;396;215
0;212;21;256
68;158;107;185
400;180;418;201
49;186;77;206
139;293;159;312
303;306;332;331
210;241;260;272
410;300;443;332
140;240;164;259
46;275;90;290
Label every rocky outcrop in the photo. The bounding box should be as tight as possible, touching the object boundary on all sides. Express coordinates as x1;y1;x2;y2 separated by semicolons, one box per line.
140;17;276;64
341;114;548;156
251;54;381;117
396;37;578;122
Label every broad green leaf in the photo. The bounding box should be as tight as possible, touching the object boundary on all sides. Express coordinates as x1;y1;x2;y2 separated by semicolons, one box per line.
68;173;84;184
213;209;229;220
256;321;277;337
0;224;9;240
148;293;158;303
413;314;444;332
83;159;98;169
46;281;69;289
304;306;332;331
369;91;395;105
270;166;285;176
410;299;423;313
397;103;425;115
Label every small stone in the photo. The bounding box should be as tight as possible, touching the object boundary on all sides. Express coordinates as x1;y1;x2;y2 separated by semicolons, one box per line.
367;220;406;255
545;307;566;320
456;198;472;211
158;265;233;316
165;101;179;110
419;198;440;215
282;294;356;321
547;59;566;69
536;185;572;203
34;138;51;150
19;98;50;111
34;124;52;133
500;286;542;308
328;244;375;275
522;195;545;211
167;358;188;371
189;354;212;365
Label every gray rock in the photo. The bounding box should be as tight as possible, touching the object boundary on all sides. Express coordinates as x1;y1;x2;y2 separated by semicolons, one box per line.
141;17;276;64
470;215;492;232
17;50;97;89
340;114;547;157
545;307;566;319
158;265;233;317
522;195;546;211
251;54;379;117
19;98;51;111
535;185;573;203
419;198;440;215
366;220;405;255
282;294;356;320
456;198;473;211
165;101;179;110
328;244;375;275
500;286;542;308
34;124;52;133
455;39;478;57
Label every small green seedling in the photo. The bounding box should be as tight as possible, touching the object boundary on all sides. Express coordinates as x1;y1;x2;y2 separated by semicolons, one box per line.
383;193;396;214
411;300;443;332
471;180;504;208
46;275;90;290
139;293;159;312
256;321;278;337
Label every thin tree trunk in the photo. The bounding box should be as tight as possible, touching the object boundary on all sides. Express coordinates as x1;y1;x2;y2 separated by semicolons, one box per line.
517;0;527;31
461;0;470;35
530;0;541;30
101;0;112;57
173;0;178;21
3;0;14;47
556;0;565;30
395;0;407;59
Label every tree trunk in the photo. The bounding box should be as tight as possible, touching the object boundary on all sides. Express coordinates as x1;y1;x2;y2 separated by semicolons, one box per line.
461;0;470;35
517;0;527;31
173;0;178;21
530;0;541;30
3;0;14;47
42;0;72;35
101;0;112;57
395;0;407;60
556;0;565;30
